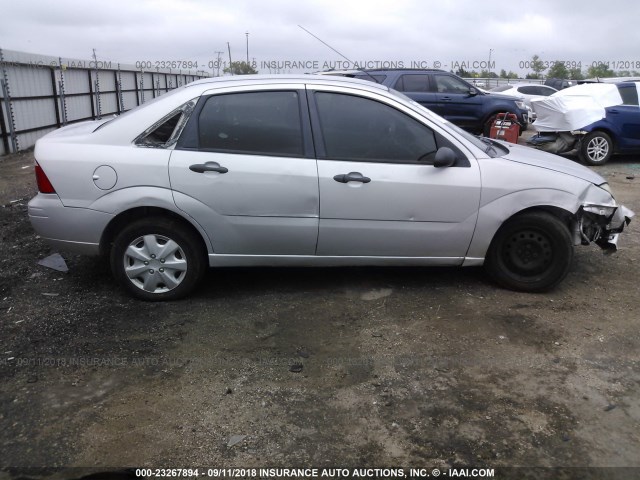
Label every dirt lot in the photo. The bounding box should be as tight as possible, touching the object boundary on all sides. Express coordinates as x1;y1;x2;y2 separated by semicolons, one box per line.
0;144;639;478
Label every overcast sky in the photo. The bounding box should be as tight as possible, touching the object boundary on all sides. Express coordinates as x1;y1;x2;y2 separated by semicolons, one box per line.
1;0;638;76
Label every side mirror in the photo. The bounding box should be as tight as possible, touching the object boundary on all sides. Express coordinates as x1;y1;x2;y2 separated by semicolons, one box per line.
434;147;457;168
468;87;479;96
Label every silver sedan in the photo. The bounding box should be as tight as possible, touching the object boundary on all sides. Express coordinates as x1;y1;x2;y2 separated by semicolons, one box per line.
28;75;633;300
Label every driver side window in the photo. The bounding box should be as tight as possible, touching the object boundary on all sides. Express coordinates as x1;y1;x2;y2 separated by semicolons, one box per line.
434;75;471;94
314;92;437;163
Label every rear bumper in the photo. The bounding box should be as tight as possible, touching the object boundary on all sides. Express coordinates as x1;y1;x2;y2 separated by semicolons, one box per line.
28;194;113;255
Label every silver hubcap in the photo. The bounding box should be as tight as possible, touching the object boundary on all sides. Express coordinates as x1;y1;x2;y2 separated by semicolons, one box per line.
124;234;187;293
587;137;609;162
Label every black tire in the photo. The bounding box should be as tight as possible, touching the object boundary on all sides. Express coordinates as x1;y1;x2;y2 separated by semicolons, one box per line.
110;217;206;301
579;131;613;166
485;212;573;292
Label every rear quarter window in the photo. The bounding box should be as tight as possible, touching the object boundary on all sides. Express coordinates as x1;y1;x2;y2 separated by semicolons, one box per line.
618;85;639;106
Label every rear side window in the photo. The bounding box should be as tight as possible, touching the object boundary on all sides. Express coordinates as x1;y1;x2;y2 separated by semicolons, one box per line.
517;86;539;95
394;74;430;92
135;100;196;148
314;92;437;163
141;112;182;145
537;86;557;96
197;91;304;156
618;85;639;106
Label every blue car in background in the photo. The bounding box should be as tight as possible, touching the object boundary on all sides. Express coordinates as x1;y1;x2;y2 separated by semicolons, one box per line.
323;69;530;136
579;82;640;165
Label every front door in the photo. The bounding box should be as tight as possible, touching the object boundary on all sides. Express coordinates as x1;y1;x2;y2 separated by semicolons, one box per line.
309;89;481;261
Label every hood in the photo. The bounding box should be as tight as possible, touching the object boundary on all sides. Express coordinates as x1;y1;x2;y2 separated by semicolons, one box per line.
499;141;606;185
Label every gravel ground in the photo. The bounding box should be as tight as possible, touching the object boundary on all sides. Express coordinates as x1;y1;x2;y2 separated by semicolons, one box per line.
0;143;639;479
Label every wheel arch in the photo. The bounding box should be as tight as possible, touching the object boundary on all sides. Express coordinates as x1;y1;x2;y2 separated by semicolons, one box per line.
99;206;211;258
581;127;618;152
466;193;579;261
488;206;574;247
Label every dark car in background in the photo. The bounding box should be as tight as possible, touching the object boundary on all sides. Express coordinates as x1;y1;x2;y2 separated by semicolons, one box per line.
579;82;640;164
325;69;530;135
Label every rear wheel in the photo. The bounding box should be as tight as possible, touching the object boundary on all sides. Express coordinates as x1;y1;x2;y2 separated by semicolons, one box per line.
485;212;573;292
579;131;613;165
110;217;206;301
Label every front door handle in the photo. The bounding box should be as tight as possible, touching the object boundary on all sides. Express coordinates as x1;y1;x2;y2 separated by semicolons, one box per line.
441;96;452;101
189;162;229;174
333;172;371;184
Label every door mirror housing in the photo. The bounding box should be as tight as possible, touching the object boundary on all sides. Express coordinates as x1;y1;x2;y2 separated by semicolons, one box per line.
433;147;457;168
468;87;479;96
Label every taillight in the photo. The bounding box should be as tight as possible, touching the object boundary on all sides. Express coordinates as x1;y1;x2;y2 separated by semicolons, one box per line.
35;161;56;194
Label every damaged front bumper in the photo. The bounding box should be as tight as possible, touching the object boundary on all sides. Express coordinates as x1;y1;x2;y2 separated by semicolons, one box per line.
574;203;634;252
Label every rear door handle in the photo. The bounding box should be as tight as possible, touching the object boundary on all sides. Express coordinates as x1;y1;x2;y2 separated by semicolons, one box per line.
189;162;229;174
609;109;619;114
441;96;452;101
333;172;371;184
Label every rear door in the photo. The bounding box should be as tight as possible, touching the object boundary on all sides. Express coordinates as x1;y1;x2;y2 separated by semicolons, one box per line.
391;73;439;112
308;87;481;261
169;85;319;255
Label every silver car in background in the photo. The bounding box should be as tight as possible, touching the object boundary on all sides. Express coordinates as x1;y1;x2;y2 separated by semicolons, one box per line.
28;75;633;300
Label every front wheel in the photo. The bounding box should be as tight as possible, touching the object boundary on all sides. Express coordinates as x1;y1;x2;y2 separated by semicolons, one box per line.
579;131;613;165
485;212;573;292
110;217;206;301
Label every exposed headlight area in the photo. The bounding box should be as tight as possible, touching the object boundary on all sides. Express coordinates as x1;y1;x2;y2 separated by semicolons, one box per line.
577;202;634;252
598;182;614;197
515;101;527;110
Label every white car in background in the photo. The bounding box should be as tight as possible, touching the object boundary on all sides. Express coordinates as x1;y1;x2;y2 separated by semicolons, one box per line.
490;84;558;107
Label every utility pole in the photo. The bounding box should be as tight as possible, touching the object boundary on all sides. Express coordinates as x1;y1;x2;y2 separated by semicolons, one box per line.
245;30;249;65
227;42;233;75
215;50;223;76
245;31;249;65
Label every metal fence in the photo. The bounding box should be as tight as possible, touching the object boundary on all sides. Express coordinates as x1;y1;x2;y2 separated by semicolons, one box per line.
0;48;210;156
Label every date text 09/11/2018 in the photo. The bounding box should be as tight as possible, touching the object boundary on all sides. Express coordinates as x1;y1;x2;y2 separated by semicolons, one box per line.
133;467;496;478
518;59;640;70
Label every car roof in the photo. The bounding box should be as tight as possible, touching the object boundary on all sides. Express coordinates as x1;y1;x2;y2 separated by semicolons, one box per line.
185;74;390;92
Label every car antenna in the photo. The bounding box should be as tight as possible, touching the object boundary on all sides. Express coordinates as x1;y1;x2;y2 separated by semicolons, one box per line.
297;25;381;84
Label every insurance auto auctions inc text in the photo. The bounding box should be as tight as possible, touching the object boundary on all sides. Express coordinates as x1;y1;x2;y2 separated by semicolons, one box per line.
190;467;495;478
